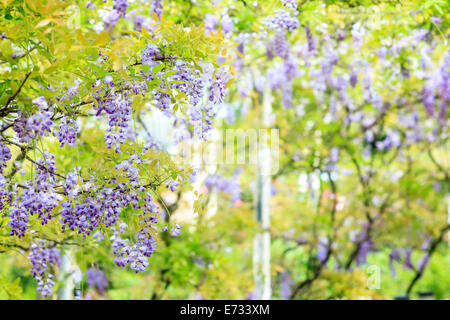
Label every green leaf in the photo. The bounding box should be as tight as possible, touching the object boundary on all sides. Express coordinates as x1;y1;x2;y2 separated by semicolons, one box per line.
152;63;164;74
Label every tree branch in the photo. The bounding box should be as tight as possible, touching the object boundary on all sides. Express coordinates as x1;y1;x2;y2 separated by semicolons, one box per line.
1;72;31;117
405;224;450;296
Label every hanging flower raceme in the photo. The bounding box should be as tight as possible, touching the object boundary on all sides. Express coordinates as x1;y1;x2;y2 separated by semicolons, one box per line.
86;268;108;293
0;140;11;174
28;240;60;298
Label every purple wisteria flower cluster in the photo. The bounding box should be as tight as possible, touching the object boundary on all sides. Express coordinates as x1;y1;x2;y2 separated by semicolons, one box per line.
0;140;11;174
86;268;108;293
262;10;299;33
203;10;234;37
28;240;60;298
151;0;163;20
281;0;298;9
204;170;242;204
8;151;62;237
2;18;228;285
109;206;158;273
98;0;129;30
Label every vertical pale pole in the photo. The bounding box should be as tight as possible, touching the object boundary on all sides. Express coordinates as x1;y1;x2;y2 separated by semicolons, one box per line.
253;82;272;300
57;249;75;300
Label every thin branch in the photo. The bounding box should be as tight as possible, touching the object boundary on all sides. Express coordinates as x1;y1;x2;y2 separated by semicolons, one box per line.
1;72;31;115
405;224;450;295
25;155;66;180
428;149;449;182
